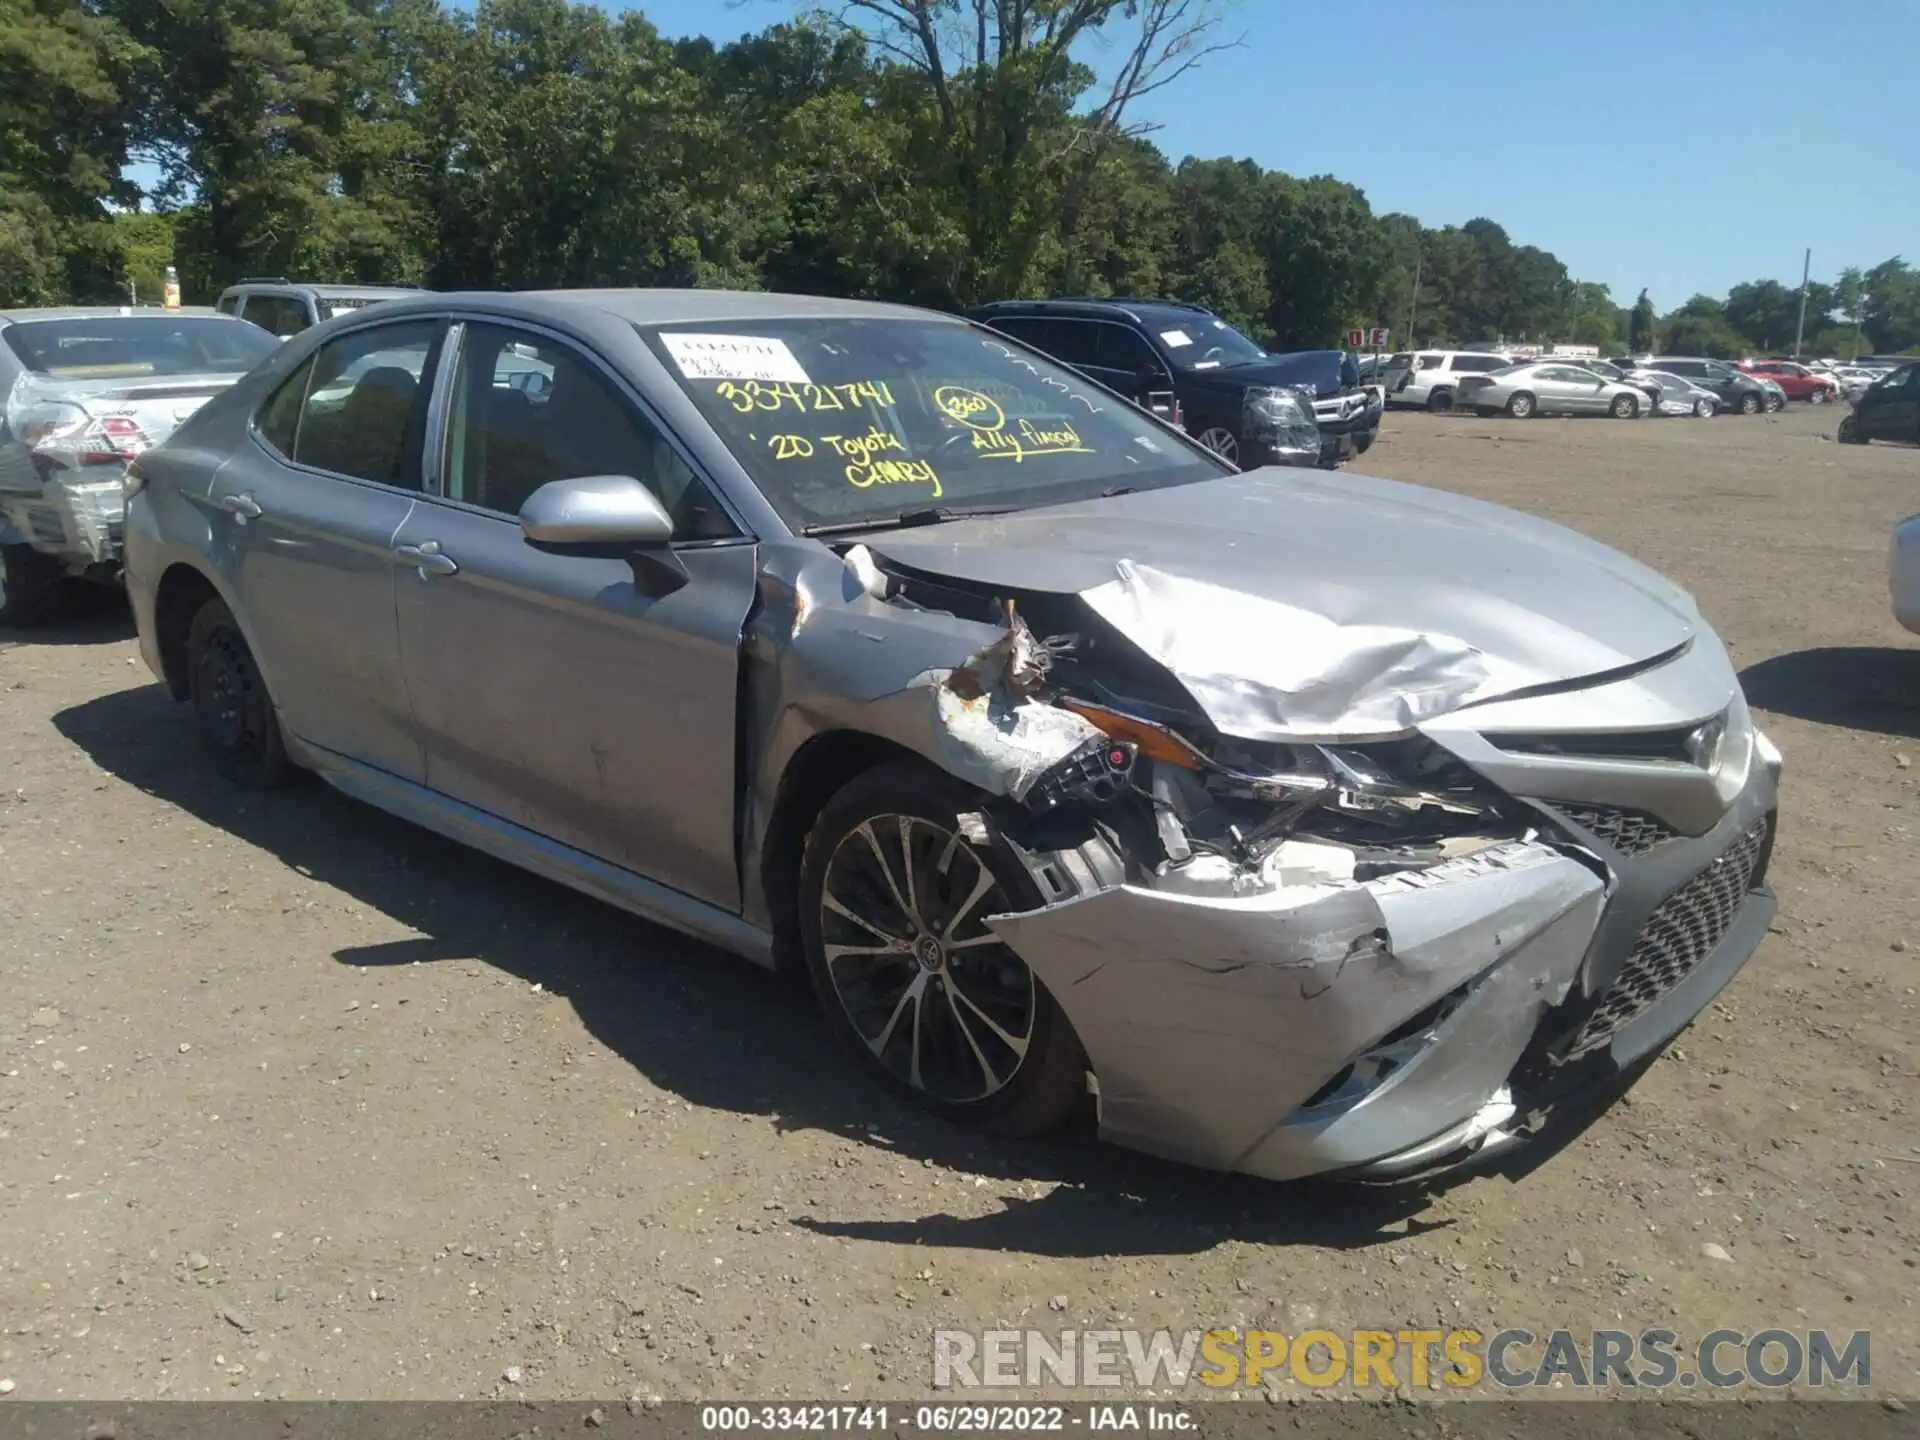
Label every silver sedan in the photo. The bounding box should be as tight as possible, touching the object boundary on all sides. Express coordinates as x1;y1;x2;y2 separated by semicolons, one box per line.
1457;362;1650;418
123;289;1781;1183
1628;370;1721;417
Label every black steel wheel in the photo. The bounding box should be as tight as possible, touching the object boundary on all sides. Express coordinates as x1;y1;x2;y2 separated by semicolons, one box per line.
186;596;288;787
798;761;1086;1135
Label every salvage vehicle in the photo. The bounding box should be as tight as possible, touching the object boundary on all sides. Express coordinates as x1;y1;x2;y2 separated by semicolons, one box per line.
1379;350;1513;412
0;306;280;625
124;289;1783;1183
1644;357;1776;415
1626;369;1720;418
1839;359;1920;445
1737;359;1840;404
1455;361;1647;419
967;298;1374;469
216;279;423;339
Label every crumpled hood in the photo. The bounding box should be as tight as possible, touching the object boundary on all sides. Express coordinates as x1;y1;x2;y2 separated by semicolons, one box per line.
863;469;1703;742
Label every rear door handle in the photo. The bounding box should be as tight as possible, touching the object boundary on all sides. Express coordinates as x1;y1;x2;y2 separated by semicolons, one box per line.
215;492;262;520
395;540;459;577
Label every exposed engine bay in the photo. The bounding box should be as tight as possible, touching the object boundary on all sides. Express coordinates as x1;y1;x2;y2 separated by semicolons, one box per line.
843;544;1535;898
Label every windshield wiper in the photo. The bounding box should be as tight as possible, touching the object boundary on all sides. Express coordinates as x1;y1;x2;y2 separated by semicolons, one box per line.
800;504;1018;538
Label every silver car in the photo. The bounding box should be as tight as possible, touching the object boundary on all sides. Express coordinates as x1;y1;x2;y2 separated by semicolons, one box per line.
1628;370;1720;418
124;290;1783;1183
0;306;280;624
1456;362;1649;419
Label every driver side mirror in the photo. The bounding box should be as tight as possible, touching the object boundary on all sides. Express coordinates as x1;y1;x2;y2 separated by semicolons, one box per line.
1136;363;1173;394
519;474;687;596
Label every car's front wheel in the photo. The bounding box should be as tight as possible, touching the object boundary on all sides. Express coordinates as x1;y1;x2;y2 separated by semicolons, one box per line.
1809;387;1828;405
1609;392;1639;419
1694;398;1715;418
1193;425;1240;466
1838;414;1867;444
1764;392;1784;413
186;596;289;787
798;761;1087;1136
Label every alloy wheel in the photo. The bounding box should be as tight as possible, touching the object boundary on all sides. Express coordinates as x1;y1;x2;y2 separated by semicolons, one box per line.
817;815;1037;1105
1196;427;1239;464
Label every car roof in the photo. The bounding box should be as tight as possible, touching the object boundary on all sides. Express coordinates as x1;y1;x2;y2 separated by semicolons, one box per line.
335;287;949;328
971;297;1217;327
221;281;421;298
0;305;226;323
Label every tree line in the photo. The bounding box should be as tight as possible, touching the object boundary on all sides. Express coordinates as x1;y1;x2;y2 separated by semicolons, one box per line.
5;0;1918;359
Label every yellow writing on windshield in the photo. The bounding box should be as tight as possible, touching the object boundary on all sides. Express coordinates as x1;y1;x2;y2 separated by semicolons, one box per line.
970;417;1093;463
717;380;894;414
768;426;905;464
932;385;1007;431
847;457;942;498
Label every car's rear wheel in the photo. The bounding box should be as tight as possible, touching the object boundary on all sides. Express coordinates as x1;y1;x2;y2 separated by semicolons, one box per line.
1838;414;1866;444
1505;392;1535;419
1427;388;1454;413
1738;393;1761;415
1194;426;1240;466
0;543;73;627
186;596;288;787
1609;392;1639;419
798;761;1087;1137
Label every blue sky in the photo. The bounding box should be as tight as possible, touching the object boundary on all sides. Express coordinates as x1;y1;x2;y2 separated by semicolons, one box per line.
636;0;1918;310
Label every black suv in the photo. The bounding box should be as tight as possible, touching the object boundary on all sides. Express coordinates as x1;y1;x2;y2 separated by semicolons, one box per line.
1839;361;1920;445
1643;357;1776;415
968;298;1378;469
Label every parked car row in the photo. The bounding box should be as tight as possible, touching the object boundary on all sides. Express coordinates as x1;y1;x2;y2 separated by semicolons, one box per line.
3;283;1797;1189
1380;350;1784;419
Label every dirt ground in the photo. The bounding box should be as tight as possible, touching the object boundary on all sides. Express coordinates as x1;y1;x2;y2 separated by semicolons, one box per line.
1;403;1915;1404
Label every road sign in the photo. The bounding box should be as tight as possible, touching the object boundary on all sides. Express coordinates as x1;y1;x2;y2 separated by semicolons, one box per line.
1369;327;1389;347
1346;329;1365;349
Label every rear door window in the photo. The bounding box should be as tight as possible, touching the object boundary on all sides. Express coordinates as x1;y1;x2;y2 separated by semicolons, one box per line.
1037;319;1100;369
1094;323;1160;373
289;321;439;487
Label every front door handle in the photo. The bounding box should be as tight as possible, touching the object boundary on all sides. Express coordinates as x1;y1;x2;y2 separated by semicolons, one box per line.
395;540;459;577
215;492;262;520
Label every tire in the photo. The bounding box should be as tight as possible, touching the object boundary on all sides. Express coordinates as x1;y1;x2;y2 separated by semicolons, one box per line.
1194;425;1240;467
1808;387;1827;405
1427;388;1454;413
1609;392;1639;419
798;760;1088;1138
1764;393;1784;413
1694;398;1715;418
185;596;289;787
1838;414;1866;445
0;543;72;627
1353;428;1376;455
1505;391;1535;419
1737;393;1761;416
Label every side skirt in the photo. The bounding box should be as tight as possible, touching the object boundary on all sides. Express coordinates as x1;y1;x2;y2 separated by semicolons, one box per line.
287;734;777;967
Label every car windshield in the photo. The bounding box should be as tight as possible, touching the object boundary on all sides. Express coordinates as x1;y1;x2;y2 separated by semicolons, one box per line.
1155;315;1268;372
1;316;278;379
647;317;1227;533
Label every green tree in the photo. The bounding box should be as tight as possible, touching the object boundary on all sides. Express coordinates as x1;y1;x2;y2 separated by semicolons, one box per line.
1860;257;1920;353
1628;289;1656;352
0;0;144;303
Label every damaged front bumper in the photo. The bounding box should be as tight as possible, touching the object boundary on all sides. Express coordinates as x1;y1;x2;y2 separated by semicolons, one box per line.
985;731;1782;1183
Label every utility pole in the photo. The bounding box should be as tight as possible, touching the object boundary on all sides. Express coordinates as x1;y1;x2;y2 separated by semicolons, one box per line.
1792;247;1811;359
1404;248;1422;351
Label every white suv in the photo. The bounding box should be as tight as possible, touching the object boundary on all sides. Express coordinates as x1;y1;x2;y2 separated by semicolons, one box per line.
1384;350;1514;412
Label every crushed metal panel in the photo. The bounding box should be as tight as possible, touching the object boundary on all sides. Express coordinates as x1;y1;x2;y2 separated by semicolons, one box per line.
1079;559;1536;741
986;841;1604;1172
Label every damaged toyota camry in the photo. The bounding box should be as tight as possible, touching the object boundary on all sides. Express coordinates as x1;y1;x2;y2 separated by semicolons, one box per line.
124;289;1783;1183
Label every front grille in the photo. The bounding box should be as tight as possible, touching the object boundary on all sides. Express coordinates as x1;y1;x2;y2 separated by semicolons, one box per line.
1566;818;1771;1058
1558;804;1681;856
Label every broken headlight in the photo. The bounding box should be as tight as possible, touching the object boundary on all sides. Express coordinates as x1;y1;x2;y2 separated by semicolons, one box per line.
1240;386;1320;463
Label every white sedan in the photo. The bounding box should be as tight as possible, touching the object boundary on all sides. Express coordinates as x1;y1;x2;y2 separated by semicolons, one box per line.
1894;511;1920;635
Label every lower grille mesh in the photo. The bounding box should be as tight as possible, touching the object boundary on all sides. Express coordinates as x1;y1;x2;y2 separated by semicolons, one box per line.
1567;819;1771;1058
1559;804;1681;856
